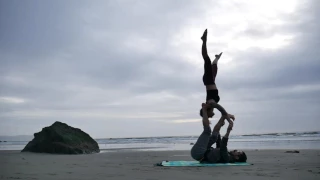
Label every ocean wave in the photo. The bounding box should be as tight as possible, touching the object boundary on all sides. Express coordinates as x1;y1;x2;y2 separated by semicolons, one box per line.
241;131;320;137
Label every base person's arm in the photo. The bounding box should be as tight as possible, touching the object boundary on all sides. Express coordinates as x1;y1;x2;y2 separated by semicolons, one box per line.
213;116;225;133
220;123;233;162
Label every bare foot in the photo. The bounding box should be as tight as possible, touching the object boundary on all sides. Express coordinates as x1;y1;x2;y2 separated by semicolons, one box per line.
201;29;207;41
215;52;223;59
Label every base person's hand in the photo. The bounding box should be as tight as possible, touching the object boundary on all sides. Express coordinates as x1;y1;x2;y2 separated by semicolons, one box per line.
227;122;233;131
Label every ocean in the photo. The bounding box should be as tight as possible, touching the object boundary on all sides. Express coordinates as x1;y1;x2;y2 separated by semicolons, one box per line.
1;131;319;151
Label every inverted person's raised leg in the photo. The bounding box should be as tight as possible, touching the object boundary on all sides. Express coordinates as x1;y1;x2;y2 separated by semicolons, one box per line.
201;29;210;62
211;52;222;84
201;29;216;90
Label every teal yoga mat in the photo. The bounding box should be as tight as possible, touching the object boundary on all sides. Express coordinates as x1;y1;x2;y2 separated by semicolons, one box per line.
156;161;252;167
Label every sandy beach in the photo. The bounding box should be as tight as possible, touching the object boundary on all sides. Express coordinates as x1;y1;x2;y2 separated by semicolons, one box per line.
1;149;319;180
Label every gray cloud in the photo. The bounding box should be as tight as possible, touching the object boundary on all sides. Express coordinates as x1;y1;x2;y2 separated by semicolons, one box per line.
1;0;320;137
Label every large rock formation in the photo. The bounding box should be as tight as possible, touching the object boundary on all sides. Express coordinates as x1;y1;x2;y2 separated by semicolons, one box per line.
22;121;100;154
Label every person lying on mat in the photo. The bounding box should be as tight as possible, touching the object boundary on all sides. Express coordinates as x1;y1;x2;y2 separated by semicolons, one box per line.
190;103;247;163
199;29;233;125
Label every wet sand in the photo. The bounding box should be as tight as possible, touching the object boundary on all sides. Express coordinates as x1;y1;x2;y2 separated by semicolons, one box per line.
1;149;320;180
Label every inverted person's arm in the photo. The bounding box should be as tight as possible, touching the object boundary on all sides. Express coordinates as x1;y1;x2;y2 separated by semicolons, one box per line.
207;102;227;115
207;102;232;124
202;107;210;127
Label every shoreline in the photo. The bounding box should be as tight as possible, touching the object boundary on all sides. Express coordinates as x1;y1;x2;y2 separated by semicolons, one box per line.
2;140;320;151
2;147;320;153
1;145;320;154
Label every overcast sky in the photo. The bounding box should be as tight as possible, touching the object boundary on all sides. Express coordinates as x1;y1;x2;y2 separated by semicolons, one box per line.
0;0;319;138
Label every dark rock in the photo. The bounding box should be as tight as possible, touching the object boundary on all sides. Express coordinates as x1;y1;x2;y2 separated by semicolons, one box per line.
21;121;100;154
190;143;194;145
285;150;299;153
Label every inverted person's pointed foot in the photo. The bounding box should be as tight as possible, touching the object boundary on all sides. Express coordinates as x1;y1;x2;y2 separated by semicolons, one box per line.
201;29;208;41
215;52;223;59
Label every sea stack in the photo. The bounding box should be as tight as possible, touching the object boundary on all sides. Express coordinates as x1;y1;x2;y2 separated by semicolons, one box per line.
22;121;100;154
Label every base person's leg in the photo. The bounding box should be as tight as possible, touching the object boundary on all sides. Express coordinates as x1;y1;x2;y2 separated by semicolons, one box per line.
191;125;211;161
206;131;219;149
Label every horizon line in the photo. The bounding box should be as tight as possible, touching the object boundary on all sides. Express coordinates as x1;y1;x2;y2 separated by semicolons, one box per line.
1;130;319;140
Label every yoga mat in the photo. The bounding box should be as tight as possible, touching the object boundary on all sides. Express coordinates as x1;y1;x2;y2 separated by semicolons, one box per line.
156;161;252;167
